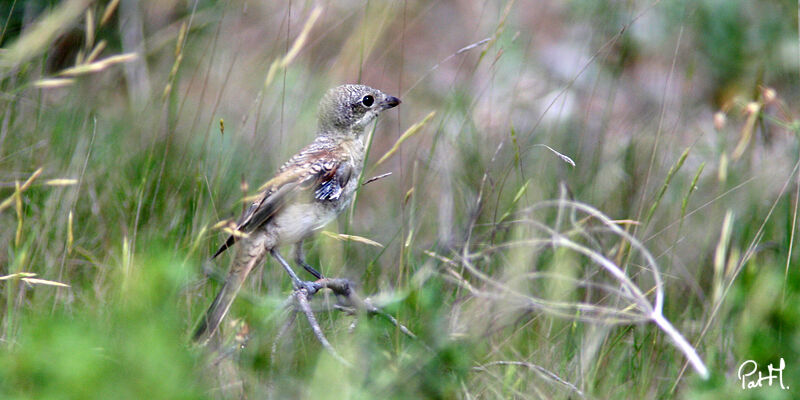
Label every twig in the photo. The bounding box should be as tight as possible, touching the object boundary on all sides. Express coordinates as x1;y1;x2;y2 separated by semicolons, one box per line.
315;279;419;342
362;298;420;342
450;199;709;378
271;310;297;360
362;172;392;186
294;287;351;366
281;277;422;361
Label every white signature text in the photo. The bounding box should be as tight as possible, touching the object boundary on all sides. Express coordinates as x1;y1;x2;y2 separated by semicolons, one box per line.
738;358;788;390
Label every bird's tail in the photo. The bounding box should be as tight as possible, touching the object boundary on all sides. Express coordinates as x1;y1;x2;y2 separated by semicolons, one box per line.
193;243;264;343
193;279;238;343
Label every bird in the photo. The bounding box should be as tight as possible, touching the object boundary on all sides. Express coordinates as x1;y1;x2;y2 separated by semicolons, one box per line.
193;84;401;343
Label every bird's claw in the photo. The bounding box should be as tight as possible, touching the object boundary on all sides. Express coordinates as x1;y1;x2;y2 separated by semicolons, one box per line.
294;280;321;297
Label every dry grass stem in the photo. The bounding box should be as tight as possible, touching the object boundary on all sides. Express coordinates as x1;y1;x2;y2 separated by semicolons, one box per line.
321;231;384;248
268;277;419;367
59;53;138;77
0;272;69;288
0;0;91;70
263;7;322;88
451;199;709;378
375;111;436;167
33;78;75;88
362;172;392;186
532;144;576;167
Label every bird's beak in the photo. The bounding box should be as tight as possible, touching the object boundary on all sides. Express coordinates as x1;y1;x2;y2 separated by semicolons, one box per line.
380;96;401;110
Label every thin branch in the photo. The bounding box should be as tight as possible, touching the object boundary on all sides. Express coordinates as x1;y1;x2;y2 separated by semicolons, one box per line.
281;277;422;363
294;288;351;366
271;310;297;360
362;172;392;186
449;199;708;378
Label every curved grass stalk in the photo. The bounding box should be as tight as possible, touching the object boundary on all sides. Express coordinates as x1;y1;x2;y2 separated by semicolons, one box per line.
455;199;709;379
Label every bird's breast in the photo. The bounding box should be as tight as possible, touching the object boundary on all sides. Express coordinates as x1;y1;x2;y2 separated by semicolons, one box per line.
270;198;345;247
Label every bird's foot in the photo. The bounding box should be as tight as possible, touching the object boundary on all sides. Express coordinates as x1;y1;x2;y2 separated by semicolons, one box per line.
293;279;322;297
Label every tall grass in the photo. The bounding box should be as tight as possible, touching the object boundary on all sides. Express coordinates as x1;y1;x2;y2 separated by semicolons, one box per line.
1;1;799;399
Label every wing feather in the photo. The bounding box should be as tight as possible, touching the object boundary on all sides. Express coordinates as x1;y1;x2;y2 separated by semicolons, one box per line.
211;143;352;259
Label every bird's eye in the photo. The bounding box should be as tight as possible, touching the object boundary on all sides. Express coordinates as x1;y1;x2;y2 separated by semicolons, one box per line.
361;95;374;107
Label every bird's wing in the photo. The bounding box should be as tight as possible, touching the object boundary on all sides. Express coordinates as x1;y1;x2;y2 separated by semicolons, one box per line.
211;144;352;259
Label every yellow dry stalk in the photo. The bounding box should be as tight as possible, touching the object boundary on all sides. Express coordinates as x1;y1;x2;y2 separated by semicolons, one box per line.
0;0;91;69
100;0;120;27
45;178;78;186
33;78;75;88
162;22;187;102
263;7;323;88
222;227;250;239
67;211;74;255
84;8;94;53
0;167;41;213
85;40;107;64
15;180;22;247
375;111;436;167
59;53;138;77
0;272;69;288
731;101;761;160
321;231;383;248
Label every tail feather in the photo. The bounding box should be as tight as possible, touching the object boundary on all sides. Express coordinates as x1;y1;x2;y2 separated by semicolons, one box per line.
211;235;236;259
193;239;266;343
193;280;238;343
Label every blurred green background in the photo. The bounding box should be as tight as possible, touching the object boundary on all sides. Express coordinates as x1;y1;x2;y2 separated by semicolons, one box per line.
1;0;799;398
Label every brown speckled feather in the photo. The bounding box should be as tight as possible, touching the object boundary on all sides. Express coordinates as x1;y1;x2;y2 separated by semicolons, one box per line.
211;140;352;259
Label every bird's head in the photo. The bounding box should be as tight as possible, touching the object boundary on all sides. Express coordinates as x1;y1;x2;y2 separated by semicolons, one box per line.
318;84;400;135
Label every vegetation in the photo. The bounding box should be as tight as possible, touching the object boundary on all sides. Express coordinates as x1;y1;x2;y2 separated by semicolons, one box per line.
0;0;799;398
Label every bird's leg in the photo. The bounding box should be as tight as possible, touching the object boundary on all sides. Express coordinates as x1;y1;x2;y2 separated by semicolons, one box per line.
294;241;323;279
271;249;319;294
